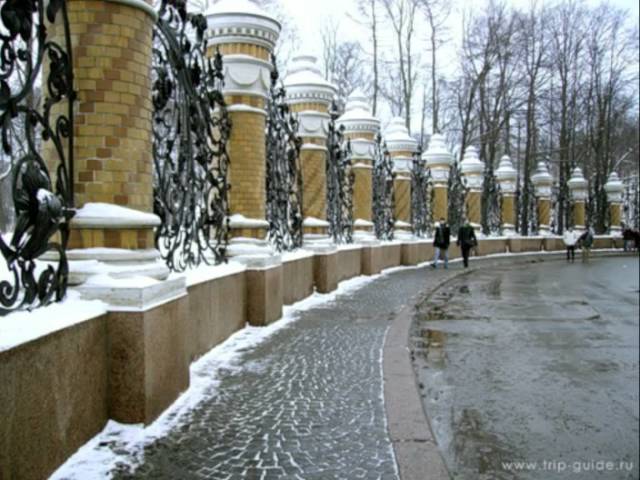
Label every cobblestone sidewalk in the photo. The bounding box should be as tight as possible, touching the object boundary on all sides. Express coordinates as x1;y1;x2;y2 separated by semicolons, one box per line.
103;265;446;480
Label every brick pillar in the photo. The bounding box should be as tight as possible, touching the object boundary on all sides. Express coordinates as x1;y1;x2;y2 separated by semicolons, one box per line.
532;161;554;234
46;0;157;250
338;91;380;230
496;155;517;235
605;172;623;234
284;55;337;233
460;146;484;232
568;166;588;230
384;118;418;229
206;0;280;238
423;134;453;224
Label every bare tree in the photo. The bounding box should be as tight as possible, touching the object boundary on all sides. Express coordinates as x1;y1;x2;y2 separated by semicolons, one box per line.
416;0;449;133
381;0;419;132
352;0;381;115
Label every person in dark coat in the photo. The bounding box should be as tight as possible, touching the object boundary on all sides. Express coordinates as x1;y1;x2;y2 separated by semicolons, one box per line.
431;217;451;269
457;219;478;268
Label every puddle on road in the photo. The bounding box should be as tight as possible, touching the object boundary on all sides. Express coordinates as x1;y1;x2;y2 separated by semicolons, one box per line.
411;258;640;480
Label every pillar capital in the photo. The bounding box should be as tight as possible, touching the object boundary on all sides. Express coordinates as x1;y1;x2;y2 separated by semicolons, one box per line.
568;166;588;201
422;134;452;184
532;161;553;198
206;0;281;52
206;0;281;103
384;117;418;173
460;146;484;192
496;155;517;195
284;54;336;142
605;171;623;203
338;89;381;140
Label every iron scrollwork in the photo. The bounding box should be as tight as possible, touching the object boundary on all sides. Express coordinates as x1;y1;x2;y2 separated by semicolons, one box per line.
411;147;432;238
0;0;75;315
372;134;395;241
265;55;303;252
326;101;354;244
152;0;231;272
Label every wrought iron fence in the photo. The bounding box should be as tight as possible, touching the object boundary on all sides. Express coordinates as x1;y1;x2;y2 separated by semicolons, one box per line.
448;160;468;233
152;0;231;272
411;148;432;238
483;172;502;235
0;0;75;315
372;134;395;241
265;55;303;252
326;101;354;244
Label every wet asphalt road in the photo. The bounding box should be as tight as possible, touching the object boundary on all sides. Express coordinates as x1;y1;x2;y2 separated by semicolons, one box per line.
412;256;640;480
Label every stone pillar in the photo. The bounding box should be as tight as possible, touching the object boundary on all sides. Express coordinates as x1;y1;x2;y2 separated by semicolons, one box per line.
495;155;517;235
206;0;281;239
605;172;624;235
338;90;381;231
384;118;418;231
423;134;453;224
283;55;337;235
460;146;484;232
532;161;553;234
46;0;158;250
568;167;588;230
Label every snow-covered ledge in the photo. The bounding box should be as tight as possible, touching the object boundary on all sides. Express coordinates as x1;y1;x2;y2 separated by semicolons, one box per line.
76;275;187;312
228;214;270;231
72;203;160;229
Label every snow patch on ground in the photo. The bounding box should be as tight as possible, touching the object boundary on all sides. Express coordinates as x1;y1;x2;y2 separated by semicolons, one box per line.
49;273;378;480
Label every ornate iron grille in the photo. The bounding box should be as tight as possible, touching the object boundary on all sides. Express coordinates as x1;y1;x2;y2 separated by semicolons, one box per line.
448;160;469;233
326;101;354;244
152;0;231;272
483;171;502;235
265;55;303;252
0;0;75;315
372;134;395;241
411;148;432;238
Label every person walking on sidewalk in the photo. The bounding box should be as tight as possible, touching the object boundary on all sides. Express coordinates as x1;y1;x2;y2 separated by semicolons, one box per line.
579;227;594;263
563;227;579;263
457;219;478;268
432;217;451;269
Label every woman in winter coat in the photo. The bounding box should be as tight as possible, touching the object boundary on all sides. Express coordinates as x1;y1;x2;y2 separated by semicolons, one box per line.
457;220;478;268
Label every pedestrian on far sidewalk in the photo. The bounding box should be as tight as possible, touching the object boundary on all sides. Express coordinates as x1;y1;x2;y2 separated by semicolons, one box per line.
431;217;451;269
579;226;594;263
563;226;579;263
457;219;478;268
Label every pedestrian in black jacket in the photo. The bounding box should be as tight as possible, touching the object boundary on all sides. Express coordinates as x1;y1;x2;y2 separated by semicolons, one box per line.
457;220;477;268
431;217;451;269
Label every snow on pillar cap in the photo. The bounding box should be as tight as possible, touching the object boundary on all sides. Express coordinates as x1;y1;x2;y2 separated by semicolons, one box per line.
206;0;281;51
460;145;484;176
422;133;453;168
568;166;588;191
532;161;553;187
337;88;380;136
284;54;337;107
496;155;517;182
383;117;418;154
604;172;623;194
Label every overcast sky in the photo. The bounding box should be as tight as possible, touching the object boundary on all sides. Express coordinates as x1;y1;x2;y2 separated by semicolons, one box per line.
279;0;639;54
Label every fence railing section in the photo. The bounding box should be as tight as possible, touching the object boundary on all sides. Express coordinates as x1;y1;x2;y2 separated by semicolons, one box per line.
326;102;354;244
0;0;75;315
152;0;231;272
265;56;303;252
411;148;432;238
372;134;395;241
